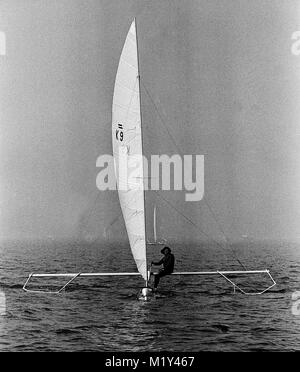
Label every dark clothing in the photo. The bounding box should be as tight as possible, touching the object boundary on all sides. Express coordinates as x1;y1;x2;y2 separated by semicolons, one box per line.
152;253;175;288
152;253;175;274
154;269;169;288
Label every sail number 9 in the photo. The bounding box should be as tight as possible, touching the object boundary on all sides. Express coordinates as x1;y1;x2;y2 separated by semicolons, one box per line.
116;123;124;142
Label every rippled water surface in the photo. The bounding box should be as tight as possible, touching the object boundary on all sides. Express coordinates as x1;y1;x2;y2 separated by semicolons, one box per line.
0;240;299;351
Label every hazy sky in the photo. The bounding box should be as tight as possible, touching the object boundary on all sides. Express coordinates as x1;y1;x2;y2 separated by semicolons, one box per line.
0;0;300;242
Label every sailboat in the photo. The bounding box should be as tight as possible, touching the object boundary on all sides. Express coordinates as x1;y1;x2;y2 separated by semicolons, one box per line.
23;19;276;299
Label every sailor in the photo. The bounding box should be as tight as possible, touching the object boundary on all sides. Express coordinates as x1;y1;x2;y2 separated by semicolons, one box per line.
151;247;175;290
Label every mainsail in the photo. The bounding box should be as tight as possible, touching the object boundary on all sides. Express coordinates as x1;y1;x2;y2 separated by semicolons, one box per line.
112;19;148;280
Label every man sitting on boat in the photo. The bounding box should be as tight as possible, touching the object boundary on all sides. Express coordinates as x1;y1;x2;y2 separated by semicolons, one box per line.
151;247;175;290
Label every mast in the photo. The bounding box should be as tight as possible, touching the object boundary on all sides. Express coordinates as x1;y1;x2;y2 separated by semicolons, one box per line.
153;205;157;243
135;18;149;286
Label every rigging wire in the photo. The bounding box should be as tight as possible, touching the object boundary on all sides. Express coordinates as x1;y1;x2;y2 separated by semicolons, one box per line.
202;199;247;270
154;191;224;251
141;79;247;270
78;81;247;269
141;81;182;155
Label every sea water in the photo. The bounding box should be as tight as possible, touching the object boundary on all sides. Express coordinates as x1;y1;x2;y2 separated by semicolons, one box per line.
0;240;299;351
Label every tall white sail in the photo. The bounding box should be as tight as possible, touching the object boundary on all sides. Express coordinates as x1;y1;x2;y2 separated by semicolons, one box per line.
112;20;147;280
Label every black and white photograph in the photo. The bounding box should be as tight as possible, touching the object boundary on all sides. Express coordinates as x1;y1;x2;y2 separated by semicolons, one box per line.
0;0;300;355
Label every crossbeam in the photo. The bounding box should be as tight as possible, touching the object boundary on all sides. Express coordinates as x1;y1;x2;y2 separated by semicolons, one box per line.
23;269;276;295
172;270;270;275
26;269;269;278
28;272;141;278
